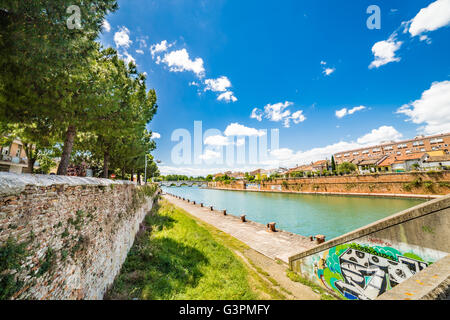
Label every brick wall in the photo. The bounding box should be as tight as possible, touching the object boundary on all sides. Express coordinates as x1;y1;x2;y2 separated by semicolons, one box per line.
210;172;450;196
0;173;157;300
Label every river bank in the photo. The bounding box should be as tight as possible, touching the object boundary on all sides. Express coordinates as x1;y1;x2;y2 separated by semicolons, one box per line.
207;171;450;199
106;198;326;300
208;186;442;199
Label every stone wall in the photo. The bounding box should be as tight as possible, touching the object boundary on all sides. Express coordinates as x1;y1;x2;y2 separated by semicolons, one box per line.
0;173;157;300
210;171;450;197
289;194;450;300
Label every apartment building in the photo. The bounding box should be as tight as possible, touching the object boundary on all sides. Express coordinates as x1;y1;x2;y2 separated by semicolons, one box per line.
334;133;450;165
0;138;33;173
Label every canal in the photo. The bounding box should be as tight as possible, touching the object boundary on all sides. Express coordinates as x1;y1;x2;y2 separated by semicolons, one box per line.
161;186;426;240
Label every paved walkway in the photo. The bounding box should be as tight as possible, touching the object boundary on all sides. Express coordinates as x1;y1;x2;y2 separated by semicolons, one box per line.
163;194;316;263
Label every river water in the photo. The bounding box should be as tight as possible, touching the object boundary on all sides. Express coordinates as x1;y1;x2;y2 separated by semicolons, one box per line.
161;186;425;240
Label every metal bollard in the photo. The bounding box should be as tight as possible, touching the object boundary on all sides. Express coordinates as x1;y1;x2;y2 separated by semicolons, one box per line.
210;206;214;211
223;210;227;216
200;203;203;207
240;215;246;222
315;235;326;244
267;222;276;232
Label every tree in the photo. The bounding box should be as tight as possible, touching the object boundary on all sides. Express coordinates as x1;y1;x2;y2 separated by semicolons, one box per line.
338;162;357;174
0;1;118;175
331;156;336;172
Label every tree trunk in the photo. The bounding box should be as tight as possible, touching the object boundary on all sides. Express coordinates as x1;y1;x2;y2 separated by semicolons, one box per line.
103;151;110;178
121;167;125;180
23;143;36;174
137;171;141;184
131;169;134;181
57;125;76;175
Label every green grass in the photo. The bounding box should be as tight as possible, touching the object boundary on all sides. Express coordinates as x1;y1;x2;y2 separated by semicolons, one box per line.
106;200;258;300
286;270;338;300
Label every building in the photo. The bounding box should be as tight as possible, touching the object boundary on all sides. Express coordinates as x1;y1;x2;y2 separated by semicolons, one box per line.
390;153;427;172
312;160;330;172
358;156;387;174
334;133;450;165
421;154;450;170
0;138;39;173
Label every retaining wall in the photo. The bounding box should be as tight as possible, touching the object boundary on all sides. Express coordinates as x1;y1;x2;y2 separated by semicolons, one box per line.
288;194;450;300
210;171;450;197
0;173;156;300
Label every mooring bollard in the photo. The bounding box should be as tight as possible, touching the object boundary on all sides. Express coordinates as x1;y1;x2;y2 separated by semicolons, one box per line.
309;236;314;241
223;210;227;216
210;206;214;211
315;234;326;244
193;201;196;205
267;222;276;232
240;215;246;222
200;203;204;207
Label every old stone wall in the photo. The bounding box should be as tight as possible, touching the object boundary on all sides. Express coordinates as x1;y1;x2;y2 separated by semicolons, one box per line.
210;171;450;197
289;195;450;300
0;173;157;300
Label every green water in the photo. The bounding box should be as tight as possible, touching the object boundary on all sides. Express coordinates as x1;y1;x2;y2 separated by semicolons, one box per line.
161;186;425;240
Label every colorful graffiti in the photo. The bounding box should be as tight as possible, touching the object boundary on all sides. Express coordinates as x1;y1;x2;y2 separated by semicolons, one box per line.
313;243;432;300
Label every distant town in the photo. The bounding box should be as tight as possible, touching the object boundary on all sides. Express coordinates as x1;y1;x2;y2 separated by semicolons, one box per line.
156;132;450;182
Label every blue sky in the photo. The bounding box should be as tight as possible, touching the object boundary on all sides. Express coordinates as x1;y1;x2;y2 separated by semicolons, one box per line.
98;0;450;176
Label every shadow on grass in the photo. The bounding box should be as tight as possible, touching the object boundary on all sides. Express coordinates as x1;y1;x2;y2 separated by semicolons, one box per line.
105;201;209;300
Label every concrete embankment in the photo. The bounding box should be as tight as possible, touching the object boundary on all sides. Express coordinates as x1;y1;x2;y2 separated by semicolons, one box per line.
288;193;450;300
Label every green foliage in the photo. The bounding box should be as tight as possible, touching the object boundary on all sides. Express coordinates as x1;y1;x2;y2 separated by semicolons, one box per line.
0;237;28;299
0;1;159;178
35;247;55;277
337;162;357;174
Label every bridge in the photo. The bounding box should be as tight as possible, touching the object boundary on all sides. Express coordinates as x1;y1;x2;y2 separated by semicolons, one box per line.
159;181;209;187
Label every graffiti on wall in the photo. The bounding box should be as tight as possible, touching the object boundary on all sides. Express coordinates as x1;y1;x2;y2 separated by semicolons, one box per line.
312;243;432;300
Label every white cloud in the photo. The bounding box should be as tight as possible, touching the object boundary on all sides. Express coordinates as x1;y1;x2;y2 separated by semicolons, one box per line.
114;26;132;48
323;67;336;76
224;123;266;137
121;51;136;66
151;132;161;139
217;91;238;103
397;80;450;135
291;110;306;124
250;108;263;121
150;40;174;58
199;150;221;161
102;20;111;33
269;125;403;167
204;76;232;92
320;61;336;76
204;76;238;102
251;102;306;128
161;48;205;78
335;106;366;118
136;49;144;54
265;102;293;125
204;135;231;146
408;0;450;37
356;126;403;145
369;35;402;69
